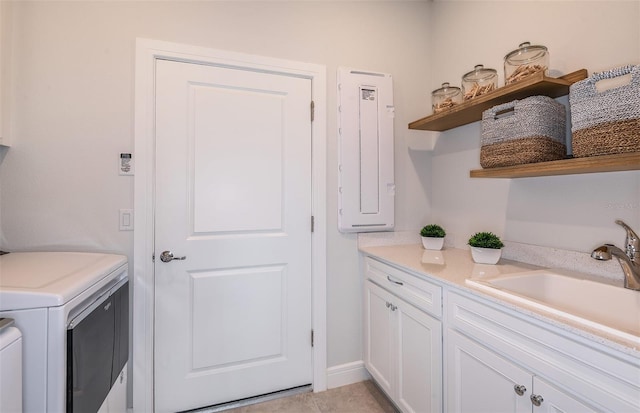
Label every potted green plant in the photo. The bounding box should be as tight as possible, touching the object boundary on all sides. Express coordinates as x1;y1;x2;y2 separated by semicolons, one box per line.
468;231;504;264
420;224;446;250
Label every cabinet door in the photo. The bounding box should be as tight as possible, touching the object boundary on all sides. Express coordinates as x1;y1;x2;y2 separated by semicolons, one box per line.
532;377;600;413
396;300;442;413
364;281;395;396
447;330;531;413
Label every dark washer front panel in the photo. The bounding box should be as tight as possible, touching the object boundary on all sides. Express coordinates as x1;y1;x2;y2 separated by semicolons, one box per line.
66;281;128;413
111;282;129;385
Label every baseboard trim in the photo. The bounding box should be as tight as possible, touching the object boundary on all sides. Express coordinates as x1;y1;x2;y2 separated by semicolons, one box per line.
326;361;370;389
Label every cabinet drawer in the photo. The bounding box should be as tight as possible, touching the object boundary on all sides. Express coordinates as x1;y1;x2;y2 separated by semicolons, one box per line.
365;257;442;318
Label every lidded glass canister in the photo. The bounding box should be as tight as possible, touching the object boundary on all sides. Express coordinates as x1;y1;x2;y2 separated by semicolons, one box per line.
504;42;549;85
462;64;498;100
431;82;462;113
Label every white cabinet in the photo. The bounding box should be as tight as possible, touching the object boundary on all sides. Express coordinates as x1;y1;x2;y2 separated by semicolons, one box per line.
362;252;640;413
365;281;394;396
447;329;599;413
448;329;531;413
446;290;640;412
363;258;443;413
395;292;442;413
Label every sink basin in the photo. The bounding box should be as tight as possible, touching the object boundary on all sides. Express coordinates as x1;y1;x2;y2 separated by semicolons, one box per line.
466;269;640;344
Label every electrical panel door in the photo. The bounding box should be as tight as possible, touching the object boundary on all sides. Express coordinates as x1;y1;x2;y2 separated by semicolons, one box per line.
338;68;394;233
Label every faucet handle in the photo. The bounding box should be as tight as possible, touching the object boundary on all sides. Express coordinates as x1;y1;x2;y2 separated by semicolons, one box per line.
615;220;639;261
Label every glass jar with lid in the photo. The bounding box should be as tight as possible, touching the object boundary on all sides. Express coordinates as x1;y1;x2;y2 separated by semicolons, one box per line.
431;82;462;113
504;42;549;85
462;64;498;100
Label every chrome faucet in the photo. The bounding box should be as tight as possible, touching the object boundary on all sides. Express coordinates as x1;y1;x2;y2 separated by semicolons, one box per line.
591;220;640;291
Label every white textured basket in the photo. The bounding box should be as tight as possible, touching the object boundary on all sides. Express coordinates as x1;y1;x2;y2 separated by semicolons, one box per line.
482;96;566;145
569;65;640;131
569;65;640;158
480;96;566;168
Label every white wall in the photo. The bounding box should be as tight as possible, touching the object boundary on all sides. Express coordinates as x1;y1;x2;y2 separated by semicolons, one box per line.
0;1;433;370
429;1;640;260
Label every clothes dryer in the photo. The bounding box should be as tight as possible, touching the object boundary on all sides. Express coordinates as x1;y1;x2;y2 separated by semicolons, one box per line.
0;252;128;413
0;318;22;412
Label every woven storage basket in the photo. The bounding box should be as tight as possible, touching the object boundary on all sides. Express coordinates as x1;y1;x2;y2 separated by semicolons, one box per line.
480;96;566;168
569;65;640;158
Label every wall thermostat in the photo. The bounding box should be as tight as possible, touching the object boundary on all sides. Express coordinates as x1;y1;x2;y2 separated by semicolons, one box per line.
119;153;134;176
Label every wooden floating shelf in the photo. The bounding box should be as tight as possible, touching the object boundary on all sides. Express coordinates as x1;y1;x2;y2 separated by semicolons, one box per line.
409;69;588;132
469;152;640;179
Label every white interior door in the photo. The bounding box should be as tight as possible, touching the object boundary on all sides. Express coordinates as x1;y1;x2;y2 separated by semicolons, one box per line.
153;59;313;413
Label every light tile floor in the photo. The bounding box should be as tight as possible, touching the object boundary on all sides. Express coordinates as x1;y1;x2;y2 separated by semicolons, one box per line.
223;381;398;413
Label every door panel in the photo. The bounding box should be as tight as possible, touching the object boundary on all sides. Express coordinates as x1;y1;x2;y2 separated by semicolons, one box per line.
447;330;531;413
397;301;442;413
154;59;312;412
191;84;285;233
533;377;600;413
364;281;394;396
190;266;286;370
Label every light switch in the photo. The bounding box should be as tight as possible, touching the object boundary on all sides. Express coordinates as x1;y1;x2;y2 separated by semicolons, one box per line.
119;209;134;231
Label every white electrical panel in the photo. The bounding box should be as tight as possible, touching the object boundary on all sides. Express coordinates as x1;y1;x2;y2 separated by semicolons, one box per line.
338;68;395;233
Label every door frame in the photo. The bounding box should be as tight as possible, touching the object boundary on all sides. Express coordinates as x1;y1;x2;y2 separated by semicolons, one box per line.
133;38;327;412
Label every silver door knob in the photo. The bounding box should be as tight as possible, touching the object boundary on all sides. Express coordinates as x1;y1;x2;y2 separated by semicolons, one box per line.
514;384;527;396
160;251;187;263
530;394;544;407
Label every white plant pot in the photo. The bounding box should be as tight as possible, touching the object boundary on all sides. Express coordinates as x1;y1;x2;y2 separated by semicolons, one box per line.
470;246;502;265
421;236;444;250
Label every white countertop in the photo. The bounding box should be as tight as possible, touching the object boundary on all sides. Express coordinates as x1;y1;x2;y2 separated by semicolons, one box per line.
359;243;640;358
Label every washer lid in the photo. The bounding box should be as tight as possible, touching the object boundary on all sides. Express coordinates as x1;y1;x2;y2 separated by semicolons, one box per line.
0;252;127;310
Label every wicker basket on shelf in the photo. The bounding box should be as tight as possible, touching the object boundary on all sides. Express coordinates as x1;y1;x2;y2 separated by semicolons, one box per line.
569;65;640;158
480;96;566;168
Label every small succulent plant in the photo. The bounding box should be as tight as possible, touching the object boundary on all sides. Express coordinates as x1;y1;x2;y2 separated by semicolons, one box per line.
420;224;446;238
468;232;504;249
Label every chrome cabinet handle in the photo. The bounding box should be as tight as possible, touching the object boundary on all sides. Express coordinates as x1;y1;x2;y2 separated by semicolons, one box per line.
530;394;544;407
160;251;187;263
387;275;404;286
514;384;527;396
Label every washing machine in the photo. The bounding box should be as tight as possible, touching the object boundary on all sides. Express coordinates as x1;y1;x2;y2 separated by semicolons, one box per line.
0;318;22;412
0;252;128;413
